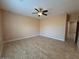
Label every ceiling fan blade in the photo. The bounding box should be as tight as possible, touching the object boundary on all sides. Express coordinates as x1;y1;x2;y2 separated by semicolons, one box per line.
43;10;48;12
35;8;39;12
43;13;47;16
32;12;37;14
39;8;43;11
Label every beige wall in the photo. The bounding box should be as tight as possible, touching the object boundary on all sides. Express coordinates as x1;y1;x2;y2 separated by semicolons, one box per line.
2;11;40;42
0;10;2;42
1;10;67;42
40;14;66;41
0;10;3;57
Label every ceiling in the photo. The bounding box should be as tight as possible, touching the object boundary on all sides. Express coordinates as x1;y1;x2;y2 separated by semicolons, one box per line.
0;0;79;18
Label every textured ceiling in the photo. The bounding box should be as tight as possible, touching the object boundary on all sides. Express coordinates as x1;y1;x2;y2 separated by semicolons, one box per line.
0;0;79;18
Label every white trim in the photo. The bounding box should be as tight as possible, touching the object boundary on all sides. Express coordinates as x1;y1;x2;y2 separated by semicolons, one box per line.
1;34;40;44
0;34;65;45
40;34;65;41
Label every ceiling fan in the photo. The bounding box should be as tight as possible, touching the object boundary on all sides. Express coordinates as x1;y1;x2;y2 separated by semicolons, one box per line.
32;8;48;17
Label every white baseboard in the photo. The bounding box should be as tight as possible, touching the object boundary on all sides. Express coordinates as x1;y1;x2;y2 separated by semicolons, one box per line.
2;34;40;44
40;34;65;41
0;34;64;44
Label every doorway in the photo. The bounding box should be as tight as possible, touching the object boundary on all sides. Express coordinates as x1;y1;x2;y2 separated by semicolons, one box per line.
66;20;77;42
75;21;79;44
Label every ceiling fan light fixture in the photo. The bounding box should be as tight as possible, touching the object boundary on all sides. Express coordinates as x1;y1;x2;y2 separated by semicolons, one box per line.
38;12;42;16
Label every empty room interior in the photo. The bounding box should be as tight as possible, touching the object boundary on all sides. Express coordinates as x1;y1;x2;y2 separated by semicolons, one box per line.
0;0;79;59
